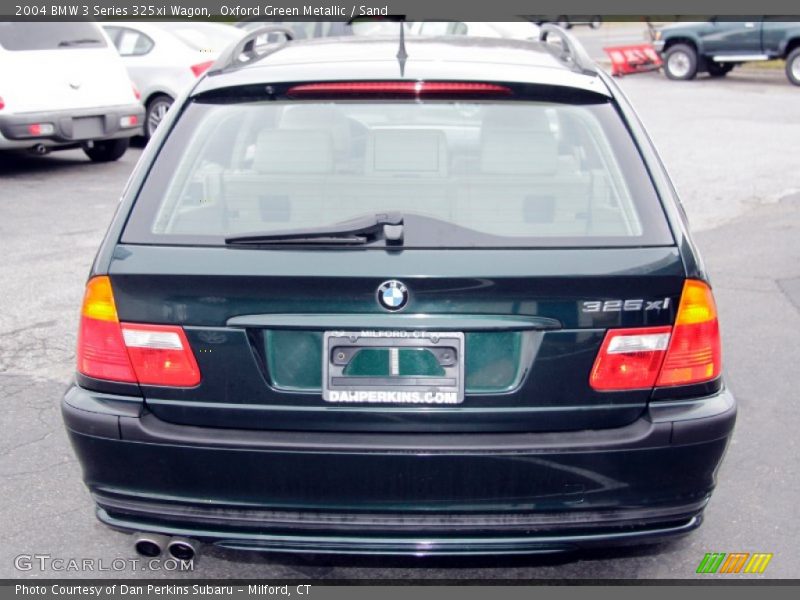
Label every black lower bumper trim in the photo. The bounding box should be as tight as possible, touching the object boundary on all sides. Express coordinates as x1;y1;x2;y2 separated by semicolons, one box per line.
94;490;708;533
97;507;702;556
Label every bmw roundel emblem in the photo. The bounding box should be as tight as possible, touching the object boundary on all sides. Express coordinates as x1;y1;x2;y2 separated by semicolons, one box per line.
377;280;408;311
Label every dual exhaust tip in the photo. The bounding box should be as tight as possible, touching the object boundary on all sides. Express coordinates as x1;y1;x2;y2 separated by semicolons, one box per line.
133;533;197;561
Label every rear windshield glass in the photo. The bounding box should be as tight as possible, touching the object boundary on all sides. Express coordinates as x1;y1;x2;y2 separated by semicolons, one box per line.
0;22;107;51
123;95;673;248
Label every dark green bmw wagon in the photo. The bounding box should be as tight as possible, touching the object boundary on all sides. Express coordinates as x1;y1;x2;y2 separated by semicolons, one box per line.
62;26;736;558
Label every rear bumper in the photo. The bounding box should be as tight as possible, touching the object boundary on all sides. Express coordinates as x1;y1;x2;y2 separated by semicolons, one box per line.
0;103;143;149
63;385;736;555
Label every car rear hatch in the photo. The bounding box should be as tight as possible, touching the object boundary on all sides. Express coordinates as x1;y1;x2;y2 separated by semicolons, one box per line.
103;79;684;433
106;246;683;432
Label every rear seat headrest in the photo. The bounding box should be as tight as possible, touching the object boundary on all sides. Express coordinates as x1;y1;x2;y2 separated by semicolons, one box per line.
481;107;552;132
480;130;558;175
480;107;558;175
278;105;351;152
366;129;447;177
253;129;334;174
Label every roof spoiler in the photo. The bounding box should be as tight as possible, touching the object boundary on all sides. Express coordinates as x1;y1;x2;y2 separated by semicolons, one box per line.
208;26;295;76
538;24;597;75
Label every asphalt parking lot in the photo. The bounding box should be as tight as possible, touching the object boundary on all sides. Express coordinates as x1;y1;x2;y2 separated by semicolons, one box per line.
1;64;799;579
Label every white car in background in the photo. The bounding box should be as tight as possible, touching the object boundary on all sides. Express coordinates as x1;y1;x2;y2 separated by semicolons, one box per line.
410;21;540;39
103;22;241;140
0;22;143;162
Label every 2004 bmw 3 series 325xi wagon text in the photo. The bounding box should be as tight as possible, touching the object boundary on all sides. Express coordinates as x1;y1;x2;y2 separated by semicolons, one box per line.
62;26;736;558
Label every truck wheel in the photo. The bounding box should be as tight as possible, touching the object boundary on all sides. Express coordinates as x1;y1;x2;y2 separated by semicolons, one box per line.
83;138;129;163
786;48;800;86
707;61;733;77
664;44;698;80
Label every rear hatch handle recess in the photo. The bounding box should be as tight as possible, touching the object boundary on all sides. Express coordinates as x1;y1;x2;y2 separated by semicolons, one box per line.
224;213;404;247
225;314;562;332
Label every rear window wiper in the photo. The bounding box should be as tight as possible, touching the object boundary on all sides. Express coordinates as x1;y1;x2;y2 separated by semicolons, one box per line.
224;213;404;246
58;38;103;47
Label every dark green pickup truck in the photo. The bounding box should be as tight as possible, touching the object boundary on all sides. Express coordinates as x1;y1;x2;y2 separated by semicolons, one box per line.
652;20;800;85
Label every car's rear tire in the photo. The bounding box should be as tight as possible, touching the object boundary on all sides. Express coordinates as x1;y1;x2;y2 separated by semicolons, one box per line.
83;138;129;163
664;44;698;80
786;48;800;86
589;17;602;29
146;94;174;140
707;61;733;77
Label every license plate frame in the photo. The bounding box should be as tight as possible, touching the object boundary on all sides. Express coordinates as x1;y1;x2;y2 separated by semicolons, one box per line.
322;331;465;404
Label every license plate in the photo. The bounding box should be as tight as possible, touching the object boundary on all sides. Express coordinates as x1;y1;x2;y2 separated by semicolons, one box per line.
72;116;104;139
322;331;464;404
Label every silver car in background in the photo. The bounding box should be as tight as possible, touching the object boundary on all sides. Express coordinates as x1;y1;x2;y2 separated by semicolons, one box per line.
103;22;240;139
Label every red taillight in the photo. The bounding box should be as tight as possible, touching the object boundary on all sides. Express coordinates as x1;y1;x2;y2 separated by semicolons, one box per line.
590;280;721;391
656;280;721;386
120;115;139;128
77;277;200;387
191;60;214;77
132;83;141;100
78;317;137;382
25;122;54;136
590;326;672;391
121;324;201;387
77;276;137;383
286;81;513;99
0;96;5;110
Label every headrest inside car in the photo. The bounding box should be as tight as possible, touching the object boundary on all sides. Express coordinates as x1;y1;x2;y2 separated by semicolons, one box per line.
480;108;558;175
481;107;552;132
367;129;447;176
278;105;352;152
